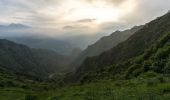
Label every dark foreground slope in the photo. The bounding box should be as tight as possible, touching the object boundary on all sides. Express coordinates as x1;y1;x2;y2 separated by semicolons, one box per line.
0;39;70;79
73;12;170;82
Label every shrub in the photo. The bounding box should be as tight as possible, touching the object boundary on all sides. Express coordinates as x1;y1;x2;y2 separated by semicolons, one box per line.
6;80;16;87
132;68;143;77
146;78;158;86
141;71;158;78
25;94;37;100
142;60;152;71
21;85;30;89
152;61;164;73
50;96;59;100
126;64;142;79
157;75;166;83
58;80;64;87
164;60;170;74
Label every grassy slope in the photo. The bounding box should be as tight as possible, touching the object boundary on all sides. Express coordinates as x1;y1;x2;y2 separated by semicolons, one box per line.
1;75;170;100
0;66;59;100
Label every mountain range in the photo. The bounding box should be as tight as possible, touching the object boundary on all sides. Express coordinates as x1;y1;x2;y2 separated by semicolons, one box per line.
0;23;30;29
6;37;78;55
72;25;144;68
0;39;71;79
1;11;170;100
72;11;170;82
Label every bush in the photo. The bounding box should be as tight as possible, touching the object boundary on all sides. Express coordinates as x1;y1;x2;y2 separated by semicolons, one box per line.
58;80;64;87
141;71;158;78
152;61;164;73
142;60;152;71
146;78;158;86
126;64;142;79
21;85;30;89
155;44;170;60
157;75;166;83
158;83;170;94
164;60;170;74
25;94;37;100
6;80;16;87
0;81;5;87
50;96;59;100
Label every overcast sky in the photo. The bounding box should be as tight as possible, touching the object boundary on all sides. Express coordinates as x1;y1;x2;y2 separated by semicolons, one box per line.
0;0;170;37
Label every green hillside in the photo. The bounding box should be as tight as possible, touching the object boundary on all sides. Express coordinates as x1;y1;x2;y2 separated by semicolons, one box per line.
0;39;71;79
73;12;170;82
78;31;170;83
1;75;170;100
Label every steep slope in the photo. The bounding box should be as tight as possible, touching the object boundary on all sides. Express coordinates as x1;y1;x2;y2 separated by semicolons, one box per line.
75;25;143;64
78;31;170;82
70;26;143;72
0;39;70;79
73;12;170;82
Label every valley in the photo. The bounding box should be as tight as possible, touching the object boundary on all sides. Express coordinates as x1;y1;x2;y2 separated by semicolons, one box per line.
0;1;170;99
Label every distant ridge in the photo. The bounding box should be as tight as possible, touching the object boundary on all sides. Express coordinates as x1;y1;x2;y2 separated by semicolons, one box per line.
0;39;71;79
0;23;30;29
71;25;143;69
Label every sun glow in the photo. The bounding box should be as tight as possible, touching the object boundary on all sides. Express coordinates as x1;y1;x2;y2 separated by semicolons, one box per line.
59;1;120;23
29;0;137;30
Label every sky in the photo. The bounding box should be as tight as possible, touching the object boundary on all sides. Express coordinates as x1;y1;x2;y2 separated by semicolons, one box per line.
0;0;170;37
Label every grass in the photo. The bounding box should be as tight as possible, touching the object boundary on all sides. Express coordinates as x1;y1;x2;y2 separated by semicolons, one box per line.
1;76;170;100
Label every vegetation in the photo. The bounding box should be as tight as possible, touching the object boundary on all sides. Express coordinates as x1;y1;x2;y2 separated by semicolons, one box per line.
1;76;170;100
77;31;170;83
1;11;170;100
74;12;170;82
73;25;143;68
0;39;71;79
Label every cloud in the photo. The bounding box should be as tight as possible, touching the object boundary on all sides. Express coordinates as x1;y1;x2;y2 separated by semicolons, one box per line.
76;18;97;23
85;0;125;6
0;0;170;38
119;0;170;26
63;25;89;30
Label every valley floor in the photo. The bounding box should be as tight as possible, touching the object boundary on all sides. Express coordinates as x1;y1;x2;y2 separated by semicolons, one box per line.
1;75;170;100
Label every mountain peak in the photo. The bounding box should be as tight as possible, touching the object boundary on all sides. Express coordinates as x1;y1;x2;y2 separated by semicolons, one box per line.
0;23;30;29
168;10;170;13
8;23;30;28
